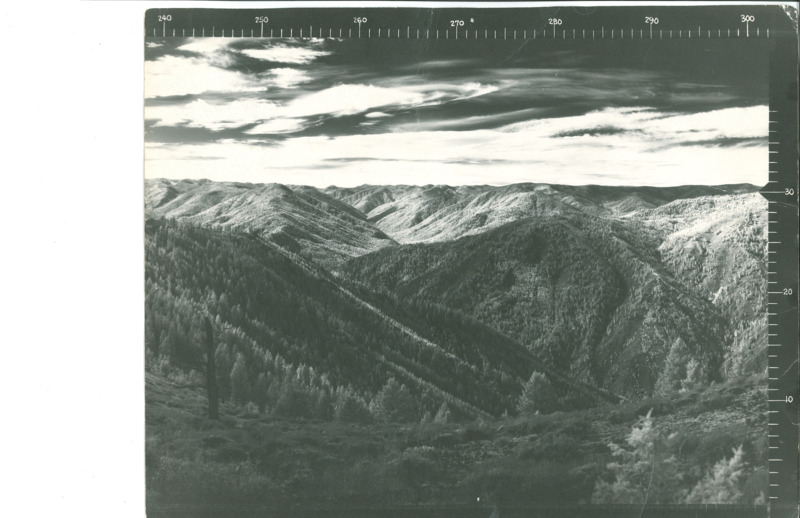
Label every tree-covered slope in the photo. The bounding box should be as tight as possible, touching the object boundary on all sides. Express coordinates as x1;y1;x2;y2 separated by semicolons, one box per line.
145;179;766;402
640;193;768;376
145;218;609;418
342;214;731;398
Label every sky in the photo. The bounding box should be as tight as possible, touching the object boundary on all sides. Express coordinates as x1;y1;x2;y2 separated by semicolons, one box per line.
144;34;769;187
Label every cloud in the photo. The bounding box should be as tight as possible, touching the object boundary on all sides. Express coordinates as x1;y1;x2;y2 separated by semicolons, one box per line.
145;55;262;98
393;108;545;132
146;98;279;131
145;40;320;99
284;84;427;117
502;106;766;144
145;104;767;187
638;106;767;141
265;68;311;89
245;118;307;134
240;44;331;64
269;82;498;121
143;39;767;188
177;39;232;54
150;81;500;135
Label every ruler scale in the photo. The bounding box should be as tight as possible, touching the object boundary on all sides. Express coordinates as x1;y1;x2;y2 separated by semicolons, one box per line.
145;4;799;516
760;21;799;513
144;7;797;41
145;25;779;39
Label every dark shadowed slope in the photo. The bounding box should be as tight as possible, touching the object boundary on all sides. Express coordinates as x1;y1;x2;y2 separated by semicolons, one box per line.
145;218;620;417
342;212;740;398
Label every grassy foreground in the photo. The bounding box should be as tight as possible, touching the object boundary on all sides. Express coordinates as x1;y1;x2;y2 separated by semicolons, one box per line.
146;370;767;512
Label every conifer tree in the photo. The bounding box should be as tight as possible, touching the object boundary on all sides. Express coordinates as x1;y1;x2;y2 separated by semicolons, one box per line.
592;411;683;504
655;338;690;396
254;372;268;414
313;389;334;421
203;316;219;420
685;446;746;504
517;372;557;415
681;359;704;392
433;402;451;424
230;353;249;406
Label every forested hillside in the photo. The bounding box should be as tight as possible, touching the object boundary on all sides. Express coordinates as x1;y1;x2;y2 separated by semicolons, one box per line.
145;179;766;403
144;179;769;511
144;218;595;419
642;193;768;376
342;213;729;397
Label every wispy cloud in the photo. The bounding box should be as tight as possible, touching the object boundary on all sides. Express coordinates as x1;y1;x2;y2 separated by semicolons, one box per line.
145;40;327;99
240;44;331;64
147;98;278;131
144;38;768;187
148;81;501;135
266;68;311;88
145;105;767;187
145;55;262;98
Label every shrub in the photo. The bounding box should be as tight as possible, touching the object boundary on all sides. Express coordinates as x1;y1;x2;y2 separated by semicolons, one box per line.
334;390;372;424
465;457;589;504
147;456;277;505
691;423;749;466
371;378;417;422
273;384;313;418
463;423;492;442
390;447;438;485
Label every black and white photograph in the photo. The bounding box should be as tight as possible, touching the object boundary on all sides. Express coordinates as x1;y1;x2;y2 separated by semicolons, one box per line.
142;4;798;517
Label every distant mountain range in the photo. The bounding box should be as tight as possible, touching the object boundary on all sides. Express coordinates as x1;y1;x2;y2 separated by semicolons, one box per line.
145;178;766;411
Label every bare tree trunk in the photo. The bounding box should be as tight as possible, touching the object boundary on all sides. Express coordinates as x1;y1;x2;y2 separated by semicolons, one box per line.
203;317;220;420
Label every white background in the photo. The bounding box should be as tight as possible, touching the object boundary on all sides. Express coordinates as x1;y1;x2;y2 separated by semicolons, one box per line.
5;2;146;516
2;1;788;517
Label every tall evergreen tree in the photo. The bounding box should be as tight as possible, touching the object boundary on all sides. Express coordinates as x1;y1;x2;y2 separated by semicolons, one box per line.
654;338;690;396
254;372;269;414
203;317;219;420
517;371;557;415
681;359;704;392
230;353;249;407
433;402;451;424
592;411;683;504
685;446;747;504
